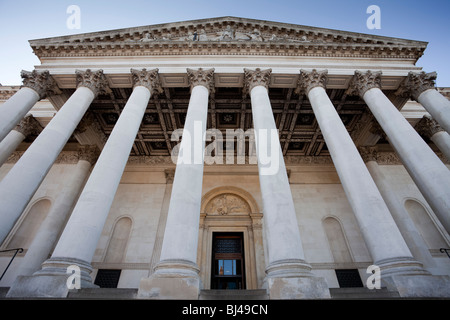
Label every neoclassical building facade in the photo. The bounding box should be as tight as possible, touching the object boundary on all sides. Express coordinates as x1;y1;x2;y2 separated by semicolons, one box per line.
0;17;449;299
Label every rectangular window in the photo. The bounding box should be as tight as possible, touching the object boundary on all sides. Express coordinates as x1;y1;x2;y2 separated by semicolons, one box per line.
335;269;364;288
94;269;121;288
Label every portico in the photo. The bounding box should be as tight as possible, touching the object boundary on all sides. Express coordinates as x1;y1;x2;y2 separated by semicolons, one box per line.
1;17;450;299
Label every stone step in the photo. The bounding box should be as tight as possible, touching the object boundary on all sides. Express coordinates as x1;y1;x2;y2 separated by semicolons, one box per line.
199;289;269;300
330;287;400;299
67;288;138;299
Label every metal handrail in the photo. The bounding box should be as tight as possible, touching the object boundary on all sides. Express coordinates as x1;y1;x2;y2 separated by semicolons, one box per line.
440;248;450;259
0;248;24;281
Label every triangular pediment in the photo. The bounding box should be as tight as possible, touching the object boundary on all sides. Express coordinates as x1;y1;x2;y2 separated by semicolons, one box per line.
29;16;427;60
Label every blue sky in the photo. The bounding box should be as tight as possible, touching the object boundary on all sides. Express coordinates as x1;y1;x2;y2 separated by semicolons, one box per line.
0;0;449;86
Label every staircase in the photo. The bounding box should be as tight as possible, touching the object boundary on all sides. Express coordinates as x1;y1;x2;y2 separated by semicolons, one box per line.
199;289;269;300
329;287;400;299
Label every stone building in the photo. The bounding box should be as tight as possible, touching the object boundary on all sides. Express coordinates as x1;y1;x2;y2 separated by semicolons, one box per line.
0;17;449;299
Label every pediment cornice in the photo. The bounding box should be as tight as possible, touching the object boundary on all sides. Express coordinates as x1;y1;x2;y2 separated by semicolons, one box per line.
29;16;427;60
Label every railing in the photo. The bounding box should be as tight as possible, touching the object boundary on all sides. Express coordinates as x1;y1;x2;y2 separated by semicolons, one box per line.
0;248;23;281
440;248;450;260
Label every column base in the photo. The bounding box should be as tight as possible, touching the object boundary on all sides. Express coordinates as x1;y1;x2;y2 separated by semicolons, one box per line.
137;259;201;300
263;259;331;299
382;274;450;298
7;256;97;298
375;256;430;278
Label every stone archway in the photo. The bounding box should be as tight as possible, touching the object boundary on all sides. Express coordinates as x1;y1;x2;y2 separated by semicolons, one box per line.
197;187;265;290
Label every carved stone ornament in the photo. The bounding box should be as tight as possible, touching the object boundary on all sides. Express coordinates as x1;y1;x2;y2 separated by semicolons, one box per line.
348;70;382;97
14;114;42;137
205;193;251;215
164;168;175;184
77;145;100;165
296;69;328;96
131;68;163;95
186;68;215;93
20;69;59;99
415;114;444;138
75;69;109;97
358;146;378;163
396;71;437;101
243;68;272;95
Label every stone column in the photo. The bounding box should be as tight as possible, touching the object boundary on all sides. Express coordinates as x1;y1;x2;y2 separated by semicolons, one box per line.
299;69;426;278
399;71;450;133
416;114;450;161
358;146;437;273
138;68;214;300
7;69;161;298
351;70;450;235
243;68;329;299
148;169;175;275
0;70;57;142
0;69;108;245
0;114;41;167
12;145;99;278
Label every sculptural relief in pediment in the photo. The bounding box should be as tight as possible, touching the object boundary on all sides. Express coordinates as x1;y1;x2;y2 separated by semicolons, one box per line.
205;193;251;215
139;25;311;43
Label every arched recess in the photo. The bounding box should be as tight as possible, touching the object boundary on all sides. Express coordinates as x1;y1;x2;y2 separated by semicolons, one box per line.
404;199;448;249
198;186;264;290
322;216;353;264
103;216;133;263
7;198;52;250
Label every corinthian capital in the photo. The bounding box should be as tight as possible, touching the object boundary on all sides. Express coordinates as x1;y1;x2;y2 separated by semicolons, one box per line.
131;68;163;95
14;114;42;137
348;70;382;97
396;71;437;101
77;145;100;165
21;70;60;99
243;68;272;95
415;114;443;138
75;69;109;97
187;68;215;93
296;69;328;95
358;146;378;163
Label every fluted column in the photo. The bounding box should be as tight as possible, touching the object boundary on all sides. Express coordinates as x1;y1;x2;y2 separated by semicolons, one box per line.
399;72;450;133
359;146;437;272
0;114;41;167
416;114;450;161
299;69;425;278
0;70;57;142
243;68;329;299
13;145;99;278
0;69;108;245
138;68;213;300
350;70;450;235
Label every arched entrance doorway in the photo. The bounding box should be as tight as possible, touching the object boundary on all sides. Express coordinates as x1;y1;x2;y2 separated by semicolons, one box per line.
197;187;265;290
